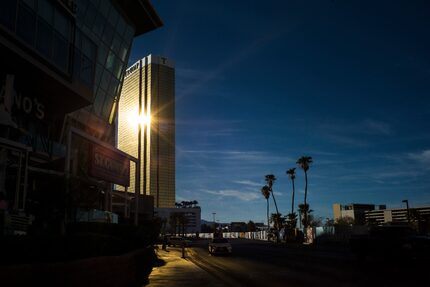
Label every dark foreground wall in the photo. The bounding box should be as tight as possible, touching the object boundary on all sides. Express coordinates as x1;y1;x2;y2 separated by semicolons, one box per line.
1;247;155;287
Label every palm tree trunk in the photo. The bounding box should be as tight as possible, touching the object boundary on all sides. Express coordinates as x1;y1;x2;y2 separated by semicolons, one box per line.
270;189;280;232
270;189;280;215
304;171;308;227
291;179;295;215
266;198;269;231
298;211;302;228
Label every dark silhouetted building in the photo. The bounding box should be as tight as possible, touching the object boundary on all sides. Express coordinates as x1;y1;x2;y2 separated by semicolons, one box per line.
0;0;162;234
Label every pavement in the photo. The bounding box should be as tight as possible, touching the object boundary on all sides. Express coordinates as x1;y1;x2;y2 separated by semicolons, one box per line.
145;245;224;287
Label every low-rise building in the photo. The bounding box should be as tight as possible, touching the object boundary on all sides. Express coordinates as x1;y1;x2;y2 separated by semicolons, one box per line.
333;203;380;225
154;207;201;234
365;206;430;225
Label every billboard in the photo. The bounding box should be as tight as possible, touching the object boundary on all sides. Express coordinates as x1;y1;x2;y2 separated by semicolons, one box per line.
89;144;130;186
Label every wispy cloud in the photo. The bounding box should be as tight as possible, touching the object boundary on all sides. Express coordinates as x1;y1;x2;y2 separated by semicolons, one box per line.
408;149;430;164
233;180;262;187
180;149;294;164
202;189;260;201
316;118;394;147
362;119;393;136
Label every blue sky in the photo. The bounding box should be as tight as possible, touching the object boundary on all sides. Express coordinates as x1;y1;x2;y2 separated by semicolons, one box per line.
130;0;430;223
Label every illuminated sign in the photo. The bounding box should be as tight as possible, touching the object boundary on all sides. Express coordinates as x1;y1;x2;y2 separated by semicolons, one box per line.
89;144;130;186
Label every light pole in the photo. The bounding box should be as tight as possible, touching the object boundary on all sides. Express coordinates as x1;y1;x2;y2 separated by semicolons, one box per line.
402;199;410;223
212;212;216;231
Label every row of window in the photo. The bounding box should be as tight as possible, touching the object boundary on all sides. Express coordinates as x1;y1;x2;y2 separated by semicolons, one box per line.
75;0;134;121
0;0;97;88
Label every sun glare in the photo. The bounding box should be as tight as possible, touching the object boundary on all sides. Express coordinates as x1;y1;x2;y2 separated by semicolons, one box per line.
128;108;151;127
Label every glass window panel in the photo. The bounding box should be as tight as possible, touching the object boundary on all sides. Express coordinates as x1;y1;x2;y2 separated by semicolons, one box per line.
119;41;129;61
105;50;115;72
123;25;134;43
97;43;108;65
102;23;114;45
75;0;87;26
52;32;69;71
111;33;121;54
82;34;96;61
38;0;53;24
54;9;70;38
113;58;123;79
99;0;109;17
107;5;119;27
75;28;80;45
100;69;110;91
90;0;101;8
93;12;105;38
17;4;36;45
94;63;103;90
84;3;96;29
22;0;35;9
0;0;17;30
108;99;117;124
108;77;119;95
73;48;82;78
116;16;126;36
93;88;105;116
36;17;53;58
80;54;94;86
102;96;114;119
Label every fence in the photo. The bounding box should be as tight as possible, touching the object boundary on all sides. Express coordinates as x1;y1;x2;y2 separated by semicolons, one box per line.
189;230;269;240
190;226;369;244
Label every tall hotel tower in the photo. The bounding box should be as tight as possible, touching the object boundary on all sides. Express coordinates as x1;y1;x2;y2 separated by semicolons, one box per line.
117;55;175;208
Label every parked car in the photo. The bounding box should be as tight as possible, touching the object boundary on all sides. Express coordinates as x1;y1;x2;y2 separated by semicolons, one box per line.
167;236;191;247
208;238;232;255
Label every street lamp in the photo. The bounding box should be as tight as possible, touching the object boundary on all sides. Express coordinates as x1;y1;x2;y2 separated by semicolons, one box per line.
212;212;216;230
402;199;410;223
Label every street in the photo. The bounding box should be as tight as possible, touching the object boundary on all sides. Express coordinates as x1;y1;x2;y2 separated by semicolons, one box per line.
181;239;428;287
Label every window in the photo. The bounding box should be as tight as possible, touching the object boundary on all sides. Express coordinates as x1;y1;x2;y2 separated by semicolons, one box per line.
0;0;18;30
54;9;70;38
17;3;36;45
38;0;53;24
52;31;69;70
92;13;105;38
102;23;114;45
36;17;53;58
84;3;96;29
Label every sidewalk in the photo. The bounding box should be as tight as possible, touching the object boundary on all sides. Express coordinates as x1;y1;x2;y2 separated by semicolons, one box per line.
145;246;224;287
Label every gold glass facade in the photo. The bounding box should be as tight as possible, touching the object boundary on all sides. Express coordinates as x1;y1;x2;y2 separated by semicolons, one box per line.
117;55;175;208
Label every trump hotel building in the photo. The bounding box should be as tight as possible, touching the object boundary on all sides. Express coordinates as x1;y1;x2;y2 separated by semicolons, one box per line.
0;0;162;234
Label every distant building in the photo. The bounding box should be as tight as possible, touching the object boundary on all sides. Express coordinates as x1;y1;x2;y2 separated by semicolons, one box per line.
365;206;430;225
155;207;201;234
117;55;175;208
255;223;266;231
333;203;381;225
230;222;247;232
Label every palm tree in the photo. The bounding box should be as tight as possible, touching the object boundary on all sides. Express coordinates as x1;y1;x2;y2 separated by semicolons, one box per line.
270;213;285;230
265;174;280;217
296;156;313;227
286;168;296;215
298;203;313;228
286;212;298;229
261;185;270;231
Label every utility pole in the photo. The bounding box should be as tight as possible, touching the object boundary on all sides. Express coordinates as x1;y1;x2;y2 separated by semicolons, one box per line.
212;212;216;234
